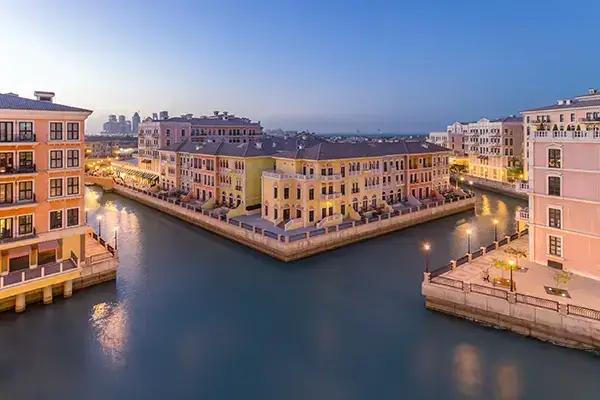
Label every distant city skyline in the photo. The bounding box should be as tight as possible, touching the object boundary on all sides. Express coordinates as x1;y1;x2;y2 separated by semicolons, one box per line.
2;0;600;133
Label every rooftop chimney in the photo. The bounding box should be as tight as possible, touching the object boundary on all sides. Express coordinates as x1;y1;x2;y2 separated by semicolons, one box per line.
222;111;228;116
213;111;219;116
557;99;565;105
590;88;598;95
34;91;55;102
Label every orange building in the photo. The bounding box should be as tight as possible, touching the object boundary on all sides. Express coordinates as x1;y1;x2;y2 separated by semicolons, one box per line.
0;91;91;310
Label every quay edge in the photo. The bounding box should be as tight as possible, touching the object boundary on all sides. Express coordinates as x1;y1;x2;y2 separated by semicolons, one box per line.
110;185;476;262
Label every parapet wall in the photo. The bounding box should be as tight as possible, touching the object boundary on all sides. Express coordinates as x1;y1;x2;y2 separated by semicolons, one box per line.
114;185;475;262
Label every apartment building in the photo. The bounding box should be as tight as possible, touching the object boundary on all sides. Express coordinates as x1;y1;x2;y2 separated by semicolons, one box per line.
465;116;523;182
158;134;323;210
428;131;465;154
520;88;600;279
261;141;451;228
0;92;91;306
139;111;263;172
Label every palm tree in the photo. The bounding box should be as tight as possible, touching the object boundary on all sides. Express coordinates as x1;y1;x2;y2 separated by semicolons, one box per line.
491;259;509;279
504;246;527;269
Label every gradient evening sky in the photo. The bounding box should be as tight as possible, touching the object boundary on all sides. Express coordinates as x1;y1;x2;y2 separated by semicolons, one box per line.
2;0;600;133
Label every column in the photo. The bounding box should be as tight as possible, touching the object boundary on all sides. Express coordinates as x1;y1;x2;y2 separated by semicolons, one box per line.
15;293;26;313
63;280;73;298
43;286;53;305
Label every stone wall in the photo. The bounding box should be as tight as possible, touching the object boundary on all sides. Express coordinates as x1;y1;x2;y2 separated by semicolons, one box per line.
422;280;600;351
114;185;476;262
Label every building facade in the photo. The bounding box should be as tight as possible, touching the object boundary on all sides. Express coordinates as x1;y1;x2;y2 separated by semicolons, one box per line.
520;88;600;279
139;111;263;173
0;92;91;303
428;131;465;154
261;141;451;228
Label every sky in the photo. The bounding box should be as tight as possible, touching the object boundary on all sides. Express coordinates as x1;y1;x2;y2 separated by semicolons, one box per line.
2;0;600;134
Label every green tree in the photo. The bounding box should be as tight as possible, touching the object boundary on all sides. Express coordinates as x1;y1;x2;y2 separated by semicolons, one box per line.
503;246;528;269
551;270;573;289
553;124;558;131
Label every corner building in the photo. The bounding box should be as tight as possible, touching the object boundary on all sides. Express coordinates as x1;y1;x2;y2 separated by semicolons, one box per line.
0;92;90;303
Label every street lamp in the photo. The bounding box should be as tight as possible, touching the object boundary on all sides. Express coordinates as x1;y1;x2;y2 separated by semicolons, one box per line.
97;215;103;237
84;208;89;224
493;219;499;242
466;228;472;254
113;227;118;250
424;243;431;273
508;259;515;292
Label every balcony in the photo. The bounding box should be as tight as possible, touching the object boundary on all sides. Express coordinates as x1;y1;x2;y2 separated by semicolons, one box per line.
580;117;600;123
0;164;37;176
363;185;382;191
349;170;361;176
0;228;37;244
0;259;77;290
320;174;342;182
0;133;37;145
0;195;37;210
218;167;232;173
529;119;551;125
516;181;530;193
533;130;600;141
320;192;341;201
515;207;529;222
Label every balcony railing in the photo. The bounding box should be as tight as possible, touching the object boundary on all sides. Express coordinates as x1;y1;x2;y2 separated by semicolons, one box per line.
0;228;37;244
0;133;37;144
320;174;342;182
533;130;600;141
0;164;36;175
516;181;530;193
529;119;551;125
0;194;37;208
320;192;341;201
0;259;77;289
580;117;600;123
515;207;529;222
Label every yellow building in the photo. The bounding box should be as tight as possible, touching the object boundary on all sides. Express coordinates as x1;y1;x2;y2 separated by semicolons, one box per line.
261;141;451;229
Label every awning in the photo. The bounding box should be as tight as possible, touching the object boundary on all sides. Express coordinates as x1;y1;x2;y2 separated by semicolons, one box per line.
38;240;59;253
8;246;31;259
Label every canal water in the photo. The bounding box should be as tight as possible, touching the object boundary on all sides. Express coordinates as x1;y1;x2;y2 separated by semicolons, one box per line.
0;187;598;400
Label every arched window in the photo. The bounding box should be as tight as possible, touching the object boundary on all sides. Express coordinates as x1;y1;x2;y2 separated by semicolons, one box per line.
371;194;377;207
352;198;359;211
221;192;226;204
382;191;386;203
362;196;368;210
229;193;234;206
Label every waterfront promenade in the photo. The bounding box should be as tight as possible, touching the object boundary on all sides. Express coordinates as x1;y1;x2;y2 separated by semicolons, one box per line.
423;235;600;350
111;182;476;261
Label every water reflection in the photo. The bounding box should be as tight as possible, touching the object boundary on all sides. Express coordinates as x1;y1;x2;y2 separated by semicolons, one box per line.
496;363;520;400
480;194;492;216
454;344;482;397
90;301;129;367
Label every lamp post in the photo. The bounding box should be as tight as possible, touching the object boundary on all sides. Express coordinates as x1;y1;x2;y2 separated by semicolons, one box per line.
508;259;515;292
97;215;103;237
424;243;431;273
493;219;499;242
466;228;472;254
85;208;89;224
114;227;118;250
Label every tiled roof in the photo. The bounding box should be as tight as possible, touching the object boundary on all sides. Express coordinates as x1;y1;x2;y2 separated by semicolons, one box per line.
0;93;91;112
522;98;600;113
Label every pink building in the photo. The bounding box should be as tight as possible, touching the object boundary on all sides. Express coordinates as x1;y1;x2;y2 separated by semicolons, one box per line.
138;111;262;172
520;88;600;279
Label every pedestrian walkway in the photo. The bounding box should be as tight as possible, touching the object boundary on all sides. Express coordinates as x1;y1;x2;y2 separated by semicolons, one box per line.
441;236;600;311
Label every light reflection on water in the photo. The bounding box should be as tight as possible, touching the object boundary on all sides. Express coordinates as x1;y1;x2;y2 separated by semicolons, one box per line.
90;301;129;367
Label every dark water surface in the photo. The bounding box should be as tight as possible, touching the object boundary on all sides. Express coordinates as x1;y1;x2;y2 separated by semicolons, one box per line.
0;187;597;400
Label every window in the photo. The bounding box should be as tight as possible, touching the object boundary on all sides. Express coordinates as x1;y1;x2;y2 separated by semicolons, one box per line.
559;114;564;123
18;122;33;140
67;149;80;168
0;183;13;204
548;148;561;168
341;184;346;195
264;205;269;216
548;176;561;196
50;178;63;197
296;188;301;200
0;217;12;239
50;210;63;230
67;122;79;140
549;235;562;257
67;208;79;227
50;122;63;140
341;204;346;215
0;121;14;142
67;177;80;195
18;181;33;201
18;215;33;235
274;208;278;220
181;129;185;137
50;150;63;169
309;210;314;222
283;187;289;200
309;188;314;200
549;208;561;229
296;209;301;218
273;187;278;199
19;151;33;167
570;113;575;122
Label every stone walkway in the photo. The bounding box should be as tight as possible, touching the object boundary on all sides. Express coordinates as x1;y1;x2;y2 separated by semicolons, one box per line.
440;236;600;311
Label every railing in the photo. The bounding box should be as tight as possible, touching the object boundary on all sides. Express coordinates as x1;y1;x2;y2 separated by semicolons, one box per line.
517;181;530;193
533;130;600;141
0;260;77;289
0;133;37;143
320;174;342;181
567;304;600;321
0;228;37;244
516;293;559;311
430;263;452;278
515;207;529;222
470;283;508;299
431;276;463;290
0;194;37;208
316;214;343;229
284;218;303;231
320;192;341;201
0;164;37;175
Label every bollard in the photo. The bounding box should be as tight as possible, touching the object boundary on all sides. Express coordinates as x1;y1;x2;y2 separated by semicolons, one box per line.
467;253;473;262
480;246;486;255
423;272;431;283
450;260;457;270
494;241;499;250
505;235;511;244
